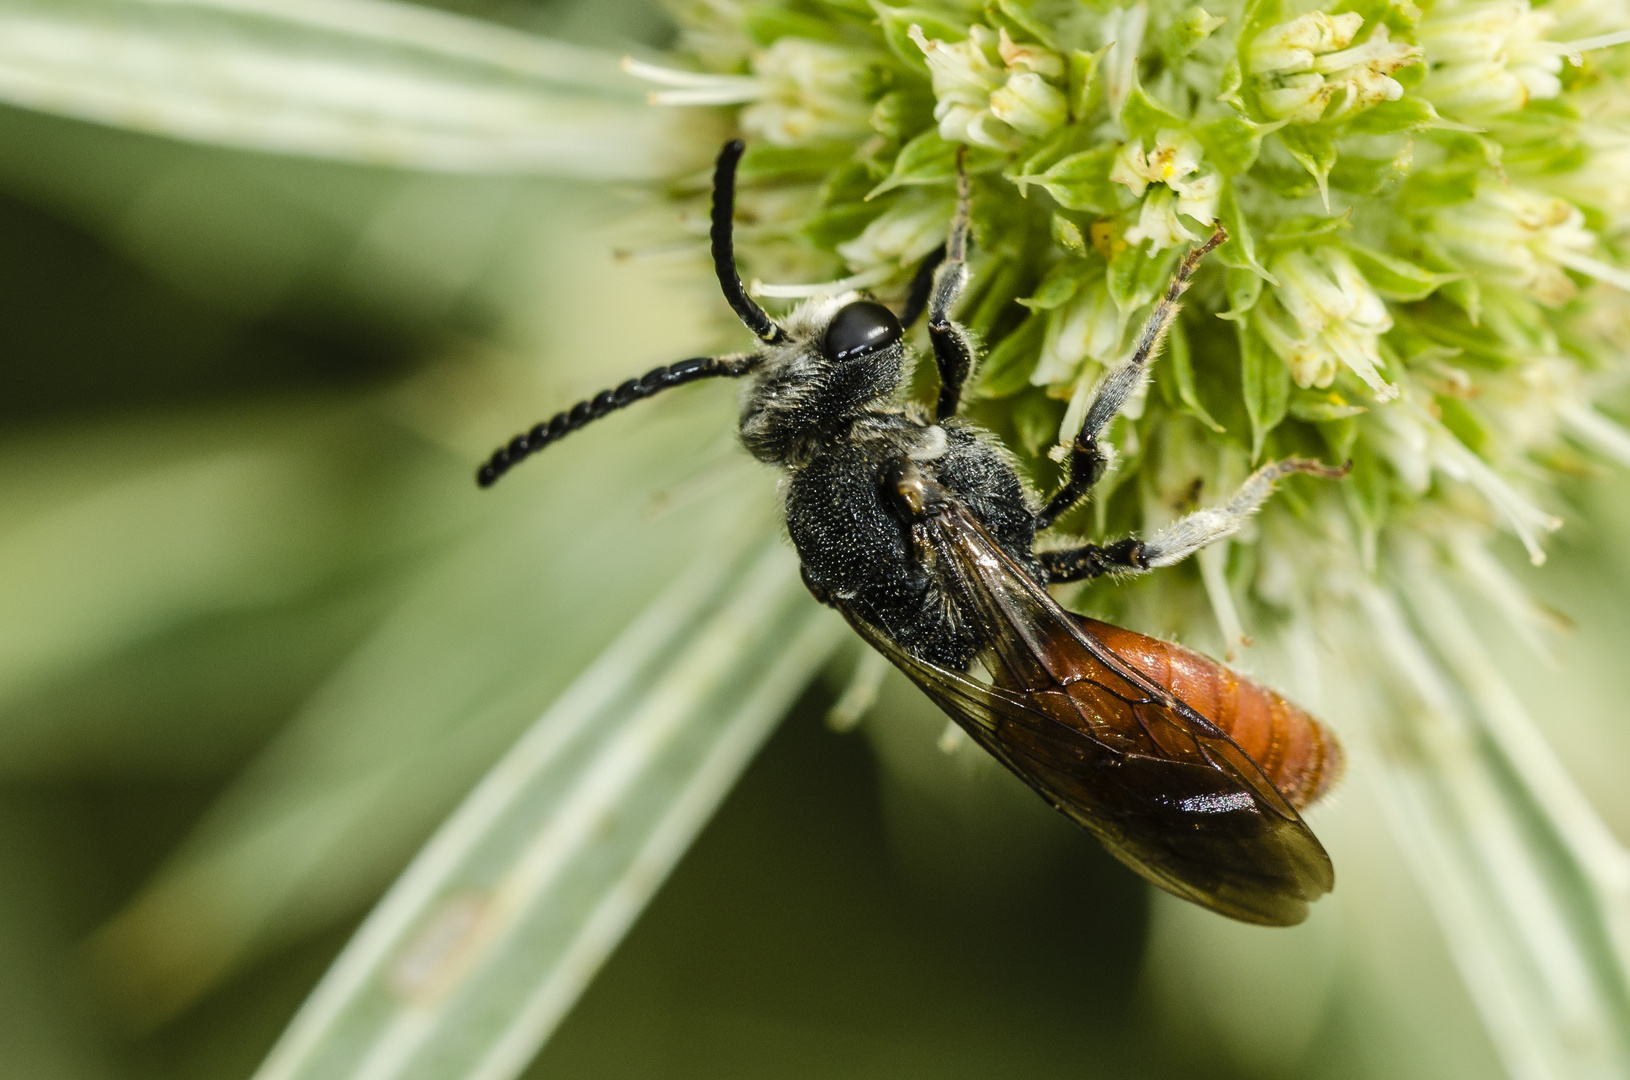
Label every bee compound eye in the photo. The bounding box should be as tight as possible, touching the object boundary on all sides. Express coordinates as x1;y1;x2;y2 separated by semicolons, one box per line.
823;300;903;362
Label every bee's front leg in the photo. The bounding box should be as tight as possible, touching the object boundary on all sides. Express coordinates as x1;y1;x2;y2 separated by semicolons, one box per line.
927;147;976;422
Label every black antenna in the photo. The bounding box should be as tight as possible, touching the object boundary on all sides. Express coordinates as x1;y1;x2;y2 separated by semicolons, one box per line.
712;140;787;346
475;140;779;488
475;354;758;487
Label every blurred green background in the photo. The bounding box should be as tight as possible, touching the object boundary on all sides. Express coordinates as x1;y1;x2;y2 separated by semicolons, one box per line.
4;2;1629;1078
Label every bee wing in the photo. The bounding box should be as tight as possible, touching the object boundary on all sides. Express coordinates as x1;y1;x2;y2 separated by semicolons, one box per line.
842;501;1333;926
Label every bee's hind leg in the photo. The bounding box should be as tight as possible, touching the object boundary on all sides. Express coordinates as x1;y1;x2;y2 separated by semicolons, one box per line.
1039;458;1349;583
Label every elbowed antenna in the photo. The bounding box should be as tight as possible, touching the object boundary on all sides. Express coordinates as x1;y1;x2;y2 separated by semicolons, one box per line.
475;354;759;487
712;140;788;345
475;139;784;489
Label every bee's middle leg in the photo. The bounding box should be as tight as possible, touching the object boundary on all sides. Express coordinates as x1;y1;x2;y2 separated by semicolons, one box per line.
1042;457;1348;582
1038;538;1150;582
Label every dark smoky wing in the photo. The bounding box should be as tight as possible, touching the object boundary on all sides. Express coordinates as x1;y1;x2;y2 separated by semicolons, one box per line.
838;606;1034;744
845;501;1333;926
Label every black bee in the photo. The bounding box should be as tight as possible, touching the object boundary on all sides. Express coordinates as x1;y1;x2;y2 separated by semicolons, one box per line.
479;141;1345;926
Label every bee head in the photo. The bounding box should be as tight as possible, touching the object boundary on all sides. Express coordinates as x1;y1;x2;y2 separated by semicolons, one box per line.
737;291;910;465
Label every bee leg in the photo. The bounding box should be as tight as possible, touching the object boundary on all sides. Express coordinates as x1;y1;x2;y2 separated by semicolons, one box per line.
1039;537;1150;582
898;241;947;330
1034;227;1228;532
928;147;975;421
1040;458;1347;579
1136;458;1350;569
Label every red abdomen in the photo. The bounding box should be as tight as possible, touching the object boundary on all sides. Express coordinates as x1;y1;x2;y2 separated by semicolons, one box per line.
1079;619;1343;810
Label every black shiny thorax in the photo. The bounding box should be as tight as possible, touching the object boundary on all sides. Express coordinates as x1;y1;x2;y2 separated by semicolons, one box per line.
778;409;1040;670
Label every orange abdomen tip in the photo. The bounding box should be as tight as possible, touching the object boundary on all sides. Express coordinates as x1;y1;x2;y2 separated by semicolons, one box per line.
1080;619;1343;811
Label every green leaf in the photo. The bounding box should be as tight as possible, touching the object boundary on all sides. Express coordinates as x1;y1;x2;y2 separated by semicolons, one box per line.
872;4;968;67
974;311;1049;397
803;200;894;248
1239;324;1290;460
870;88;936;139
1347;244;1459;301
1344;437;1388;539
1067;45;1111;120
1214;181;1275;282
987;0;1058;48
1217;56;1245;109
1023;145;1120;213
1317;414;1361;460
1344;96;1461;135
1328;139;1414;196
1240;0;1285;44
252;542;841;1080
1017;262;1084;310
964;257;1027;337
1234;0;1283;115
1121;83;1186;136
1218;266;1264;321
870;131;1001;196
1279;126;1337;208
1009;386;1068;456
1051;213;1089;257
1015;121;1101;180
743;7;847;43
1167;321;1227;432
1399;166;1479;208
820;161;880;205
0;0;708;178
1264;210;1352;246
738;143;853;182
1195;115;1275;176
1331;0;1395;31
1249;160;1319;199
1107;243;1175;313
1436;394;1490;455
1162;6;1228;60
1288;388;1368;421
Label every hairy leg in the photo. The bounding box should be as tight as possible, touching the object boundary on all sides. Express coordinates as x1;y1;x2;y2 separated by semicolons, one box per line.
928;150;976;421
1035;227;1227;532
899;242;948;330
1040;458;1349;582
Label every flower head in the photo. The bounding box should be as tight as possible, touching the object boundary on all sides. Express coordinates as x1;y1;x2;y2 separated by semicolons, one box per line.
1111;129;1221;248
909;24;1067;149
630;5;1630;1071
1251;11;1422;122
1432;183;1597;306
1257;247;1397;398
740;38;877;146
1417;0;1564;116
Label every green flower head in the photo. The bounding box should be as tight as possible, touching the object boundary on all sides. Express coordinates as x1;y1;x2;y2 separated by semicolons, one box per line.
638;0;1630;593
628;5;1630;1068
